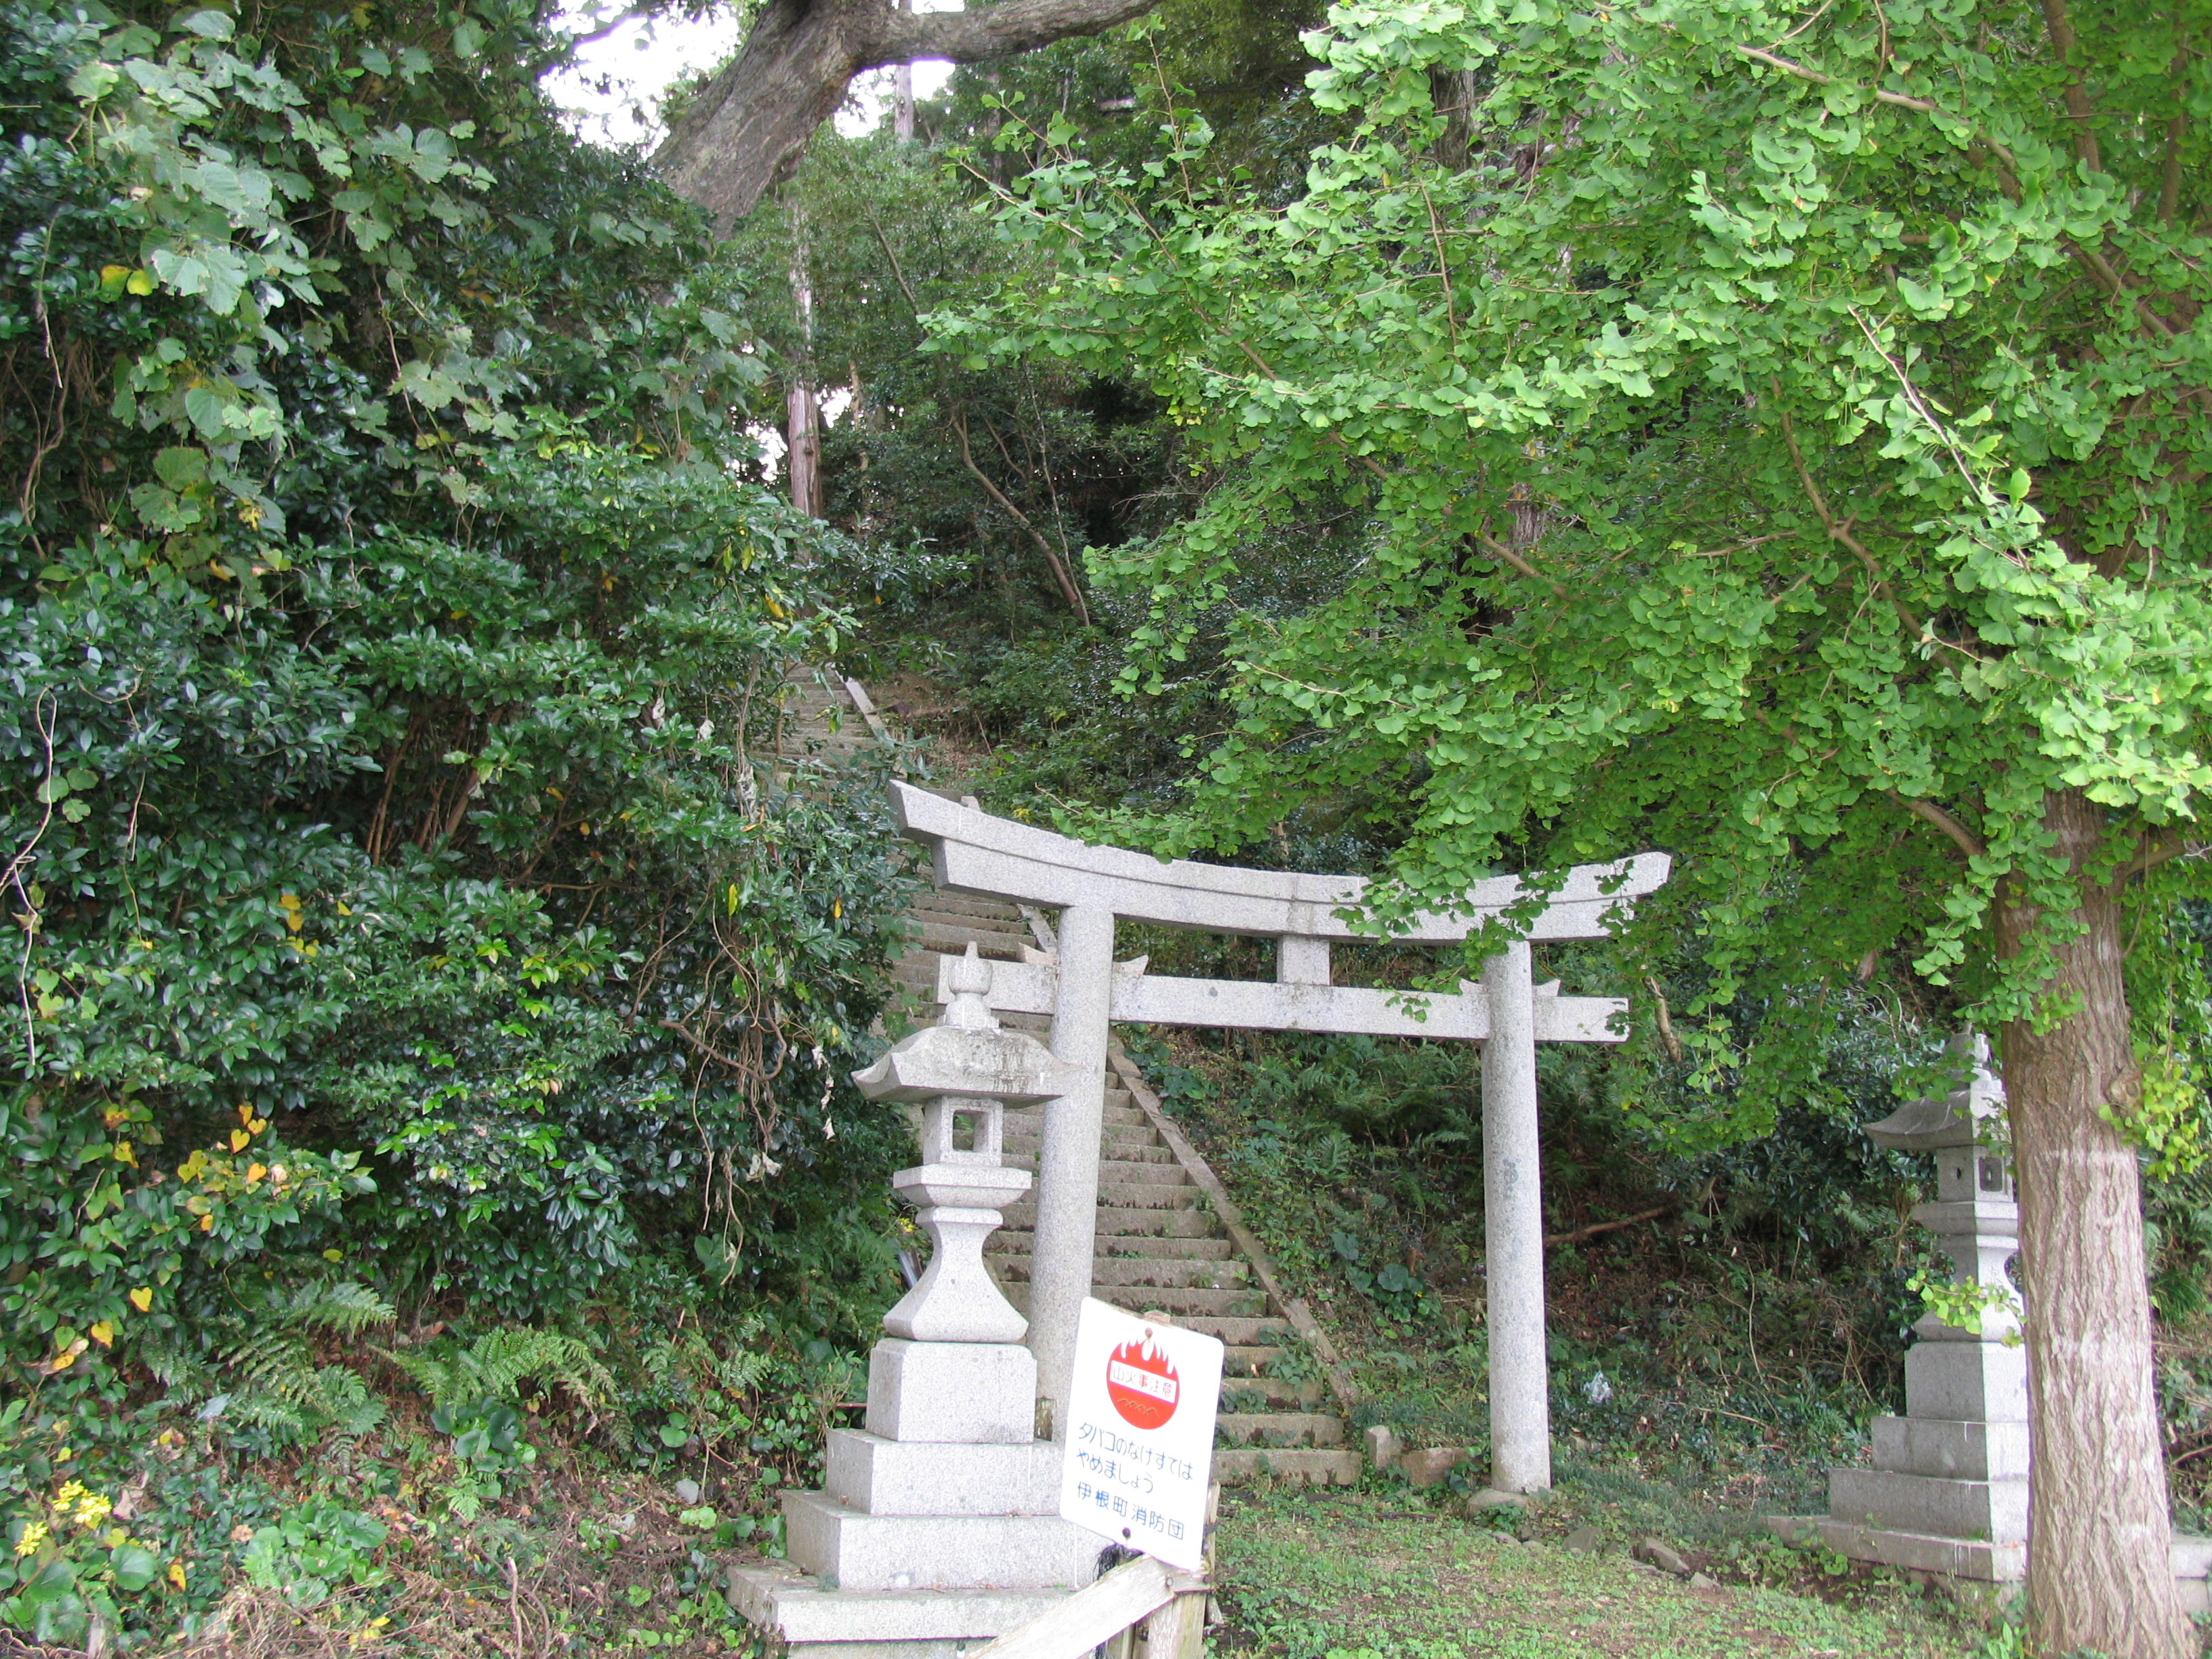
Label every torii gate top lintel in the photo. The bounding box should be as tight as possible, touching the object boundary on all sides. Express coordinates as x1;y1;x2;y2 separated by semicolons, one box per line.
890;780;1671;945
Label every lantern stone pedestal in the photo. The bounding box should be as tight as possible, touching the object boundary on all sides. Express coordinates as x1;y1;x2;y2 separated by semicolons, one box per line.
728;951;1105;1658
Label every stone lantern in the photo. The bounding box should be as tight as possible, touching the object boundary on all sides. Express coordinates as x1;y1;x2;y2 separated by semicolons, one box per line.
731;947;1103;1653
1784;1033;2028;1581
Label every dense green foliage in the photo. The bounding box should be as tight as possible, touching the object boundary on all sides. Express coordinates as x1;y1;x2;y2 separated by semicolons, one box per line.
944;0;2212;1099
0;0;920;1639
741;132;1179;647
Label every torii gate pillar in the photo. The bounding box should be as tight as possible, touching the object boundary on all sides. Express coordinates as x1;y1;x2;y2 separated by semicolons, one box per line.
1031;905;1115;1437
1483;941;1549;1492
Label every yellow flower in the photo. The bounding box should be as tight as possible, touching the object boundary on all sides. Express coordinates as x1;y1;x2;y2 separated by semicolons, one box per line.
14;1523;47;1556
55;1484;112;1528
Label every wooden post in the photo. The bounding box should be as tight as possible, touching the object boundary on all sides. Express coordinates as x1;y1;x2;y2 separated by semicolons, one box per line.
1138;1585;1206;1659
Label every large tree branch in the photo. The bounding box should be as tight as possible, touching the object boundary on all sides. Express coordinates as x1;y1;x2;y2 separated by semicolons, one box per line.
860;0;1156;69
1776;393;1921;636
1891;790;1988;862
655;0;1160;230
951;408;1092;624
2116;831;2212;882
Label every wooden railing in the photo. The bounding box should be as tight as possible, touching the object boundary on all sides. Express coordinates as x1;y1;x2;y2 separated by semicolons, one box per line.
968;1556;1207;1659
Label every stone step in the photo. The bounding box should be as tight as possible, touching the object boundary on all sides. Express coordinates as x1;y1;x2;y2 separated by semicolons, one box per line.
1162;1315;1290;1345
1001;1185;1200;1226
1093;1284;1267;1318
913;891;1033;924
1101;1181;1200;1209
1221;1344;1311;1378
910;921;1031;958
909;907;1036;940
1214;1413;1345;1448
987;1233;1237;1263
1099;1256;1250;1289
1002;1157;1186;1187
1218;1375;1328;1408
987;1256;1249;1291
785;733;869;751
1003;1126;1164;1157
1004;1105;1148;1130
996;1283;1271;1323
990;1219;1230;1260
1104;1233;1235;1260
1212;1448;1362;1487
1090;1207;1223;1237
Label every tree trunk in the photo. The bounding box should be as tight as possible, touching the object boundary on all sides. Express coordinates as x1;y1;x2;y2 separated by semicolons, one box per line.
786;386;822;519
894;0;914;142
653;0;1162;232
787;207;822;520
1994;787;2188;1658
1429;67;1478;170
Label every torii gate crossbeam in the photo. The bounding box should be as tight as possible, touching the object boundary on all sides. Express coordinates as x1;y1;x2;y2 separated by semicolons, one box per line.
891;781;1671;1496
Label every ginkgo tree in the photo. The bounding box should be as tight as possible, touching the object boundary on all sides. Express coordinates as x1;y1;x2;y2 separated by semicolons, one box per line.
935;0;2212;1651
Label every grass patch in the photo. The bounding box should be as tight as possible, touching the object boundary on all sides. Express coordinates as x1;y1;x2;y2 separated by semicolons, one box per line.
1212;1486;1976;1659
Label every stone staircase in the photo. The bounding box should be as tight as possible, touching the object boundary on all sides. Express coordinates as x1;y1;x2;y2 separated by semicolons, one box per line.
791;669;1360;1486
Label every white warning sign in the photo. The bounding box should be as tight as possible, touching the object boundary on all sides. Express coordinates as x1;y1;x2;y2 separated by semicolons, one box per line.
1058;1297;1223;1570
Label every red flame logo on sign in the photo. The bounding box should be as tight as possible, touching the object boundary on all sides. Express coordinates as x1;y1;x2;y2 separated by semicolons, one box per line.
1106;1334;1181;1429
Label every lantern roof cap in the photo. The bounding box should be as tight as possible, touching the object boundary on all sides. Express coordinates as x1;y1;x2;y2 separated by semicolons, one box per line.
1866;1032;2005;1151
852;946;1087;1103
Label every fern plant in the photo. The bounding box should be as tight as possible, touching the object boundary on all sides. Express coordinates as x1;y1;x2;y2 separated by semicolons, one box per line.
383;1326;627;1439
140;1271;397;1455
382;1325;628;1519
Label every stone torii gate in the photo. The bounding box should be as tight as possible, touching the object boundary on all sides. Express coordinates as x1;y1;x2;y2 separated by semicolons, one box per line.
893;781;1671;1494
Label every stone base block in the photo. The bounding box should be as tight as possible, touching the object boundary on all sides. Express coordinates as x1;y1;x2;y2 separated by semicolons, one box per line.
1769;1520;2212;1613
782;1491;1102;1593
1813;1517;2025;1583
1870;1416;2030;1483
1904;1340;2026;1425
727;1558;1069;1659
823;1430;1060;1517
865;1340;1034;1446
2178;1534;2212;1617
1828;1468;2026;1544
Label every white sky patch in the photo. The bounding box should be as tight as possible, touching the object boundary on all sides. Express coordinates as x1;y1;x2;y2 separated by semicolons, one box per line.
546;2;958;150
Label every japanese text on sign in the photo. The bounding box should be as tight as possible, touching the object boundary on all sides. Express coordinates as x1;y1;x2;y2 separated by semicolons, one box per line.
1058;1298;1222;1570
